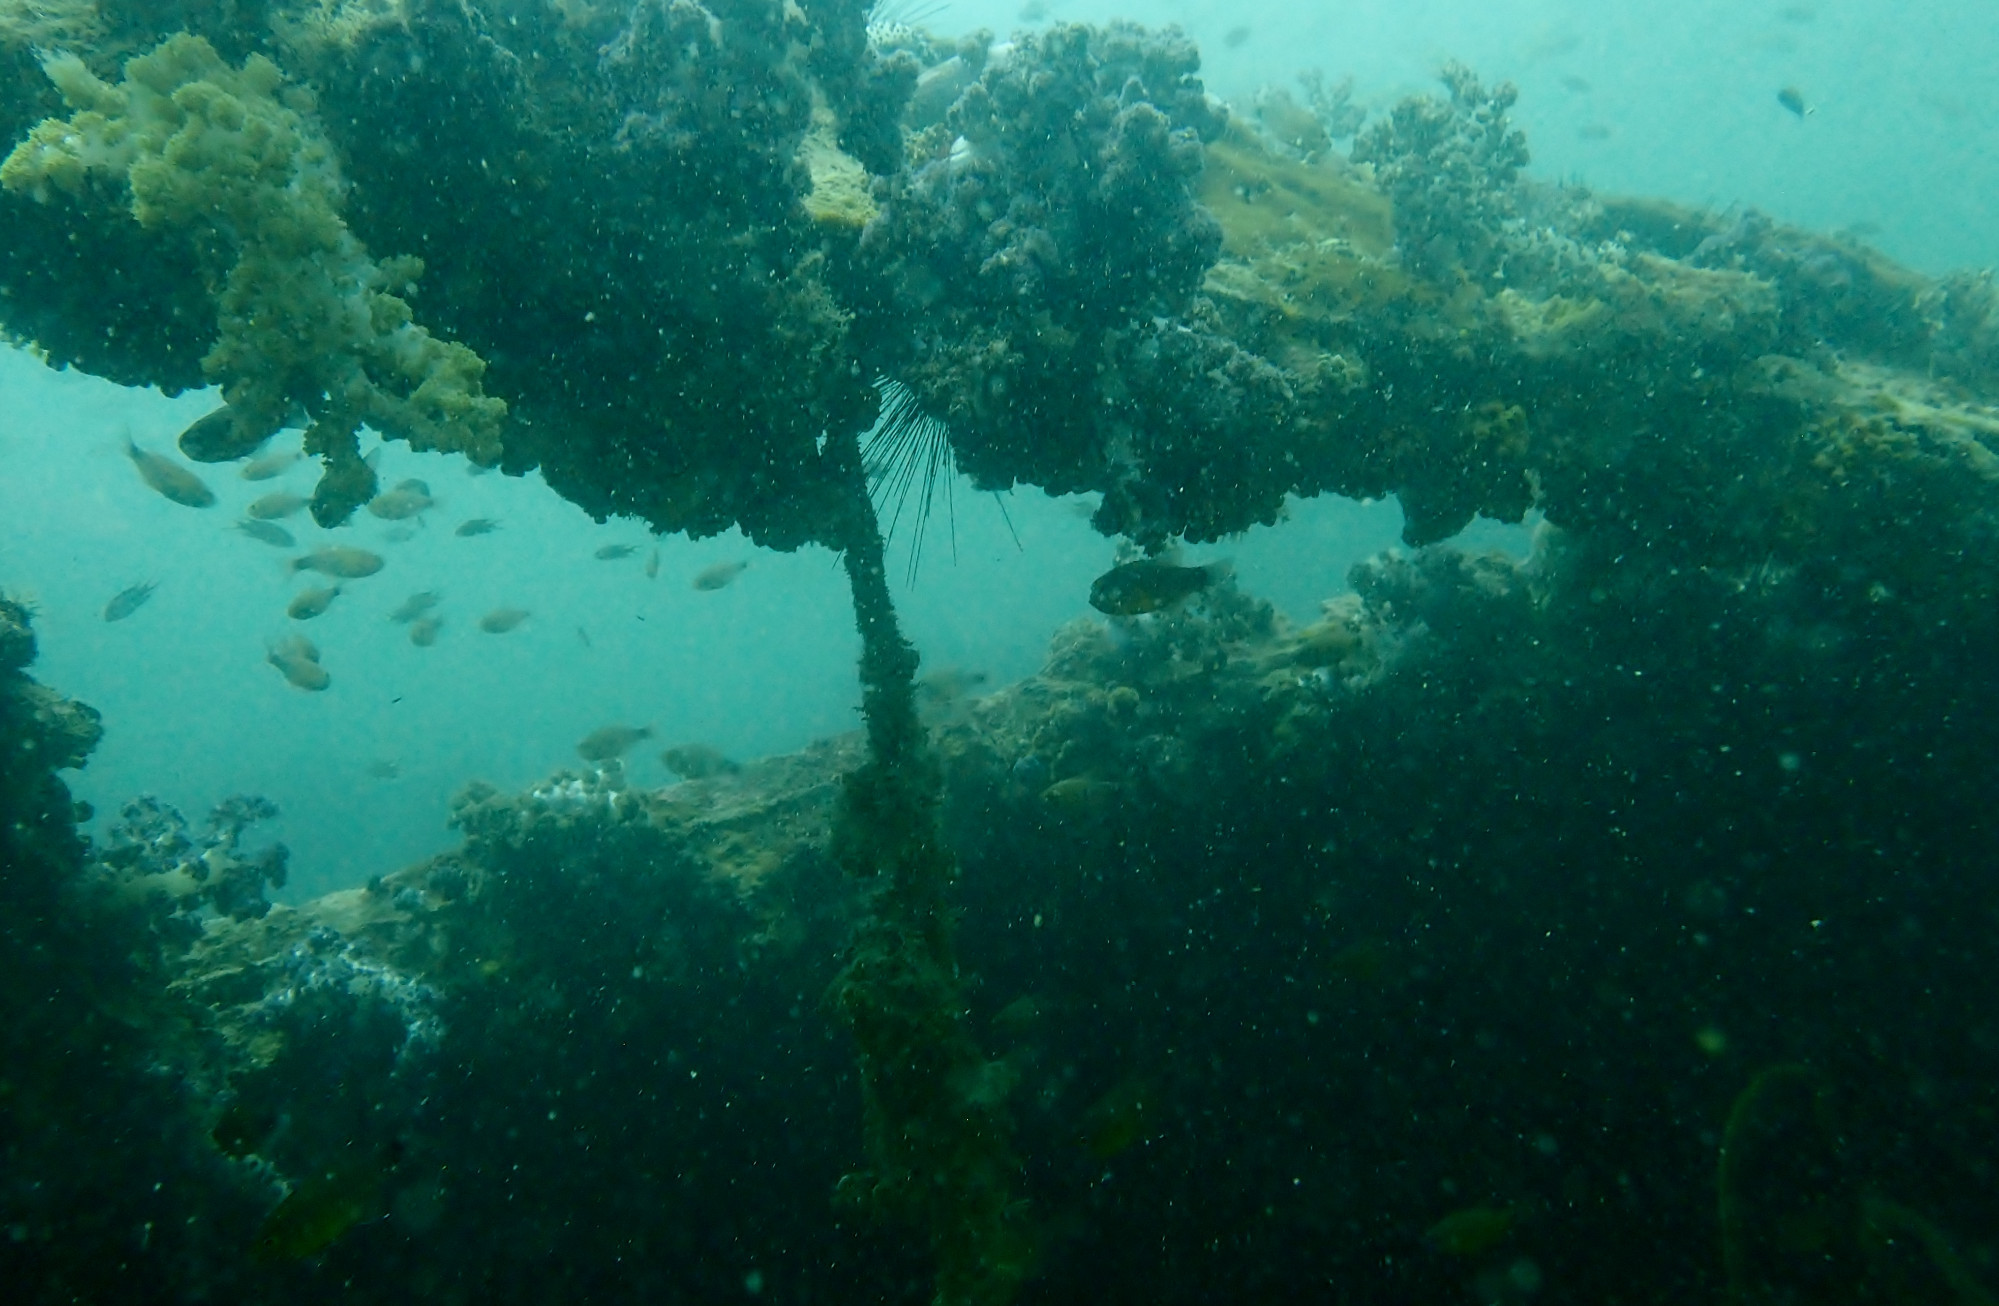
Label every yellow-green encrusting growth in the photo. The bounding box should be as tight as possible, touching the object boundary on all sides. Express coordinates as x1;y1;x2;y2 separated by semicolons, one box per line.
0;33;505;521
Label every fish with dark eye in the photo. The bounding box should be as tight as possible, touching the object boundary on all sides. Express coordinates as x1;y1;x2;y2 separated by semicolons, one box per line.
692;560;748;591
594;543;639;560
1087;559;1227;616
576;724;653;763
455;517;501;537
236;518;296;548
479;607;529;634
387;590;441;623
367;478;435;520
248;491;309;520
287;584;342;620
125;438;216;508
177;402;281;464
290;546;384;579
103;581;158;622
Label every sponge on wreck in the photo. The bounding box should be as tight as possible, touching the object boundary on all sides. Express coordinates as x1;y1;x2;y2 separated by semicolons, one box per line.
2;34;505;478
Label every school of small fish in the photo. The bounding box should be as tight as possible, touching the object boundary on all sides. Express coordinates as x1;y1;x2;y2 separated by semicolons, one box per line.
110;419;809;779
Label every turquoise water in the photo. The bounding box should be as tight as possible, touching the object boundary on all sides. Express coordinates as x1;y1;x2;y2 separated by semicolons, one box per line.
7;0;1991;896
1;348;1416;896
952;0;1999;275
2;3;1996;1302
10;0;1992;898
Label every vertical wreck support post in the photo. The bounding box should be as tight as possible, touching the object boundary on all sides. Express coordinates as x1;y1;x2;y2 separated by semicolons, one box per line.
823;426;1031;1306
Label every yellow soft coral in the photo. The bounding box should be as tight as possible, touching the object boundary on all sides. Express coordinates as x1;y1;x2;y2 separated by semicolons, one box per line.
1;33;504;493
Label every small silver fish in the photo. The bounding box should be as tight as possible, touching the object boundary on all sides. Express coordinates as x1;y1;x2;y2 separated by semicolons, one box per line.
1778;86;1811;118
408;615;442;647
248;491;309;520
645;549;660;579
478;607;529;634
287;584;342;620
236;518;296;548
594;544;639;560
387;590;441;623
266;635;330;691
291;546;385;579
692;560;748;591
125;439;215;508
367;478;434;521
239;447;303;481
455;518;501;537
103;581;158;622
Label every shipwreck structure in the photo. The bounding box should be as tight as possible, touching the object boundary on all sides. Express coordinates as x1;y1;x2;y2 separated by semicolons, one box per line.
2;3;1998;1302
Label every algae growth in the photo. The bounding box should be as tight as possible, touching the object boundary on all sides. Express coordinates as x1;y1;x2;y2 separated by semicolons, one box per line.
2;33;505;524
2;3;1999;1304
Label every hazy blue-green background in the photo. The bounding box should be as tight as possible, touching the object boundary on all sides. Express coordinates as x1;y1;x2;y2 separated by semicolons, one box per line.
2;0;1992;897
956;0;1999;274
